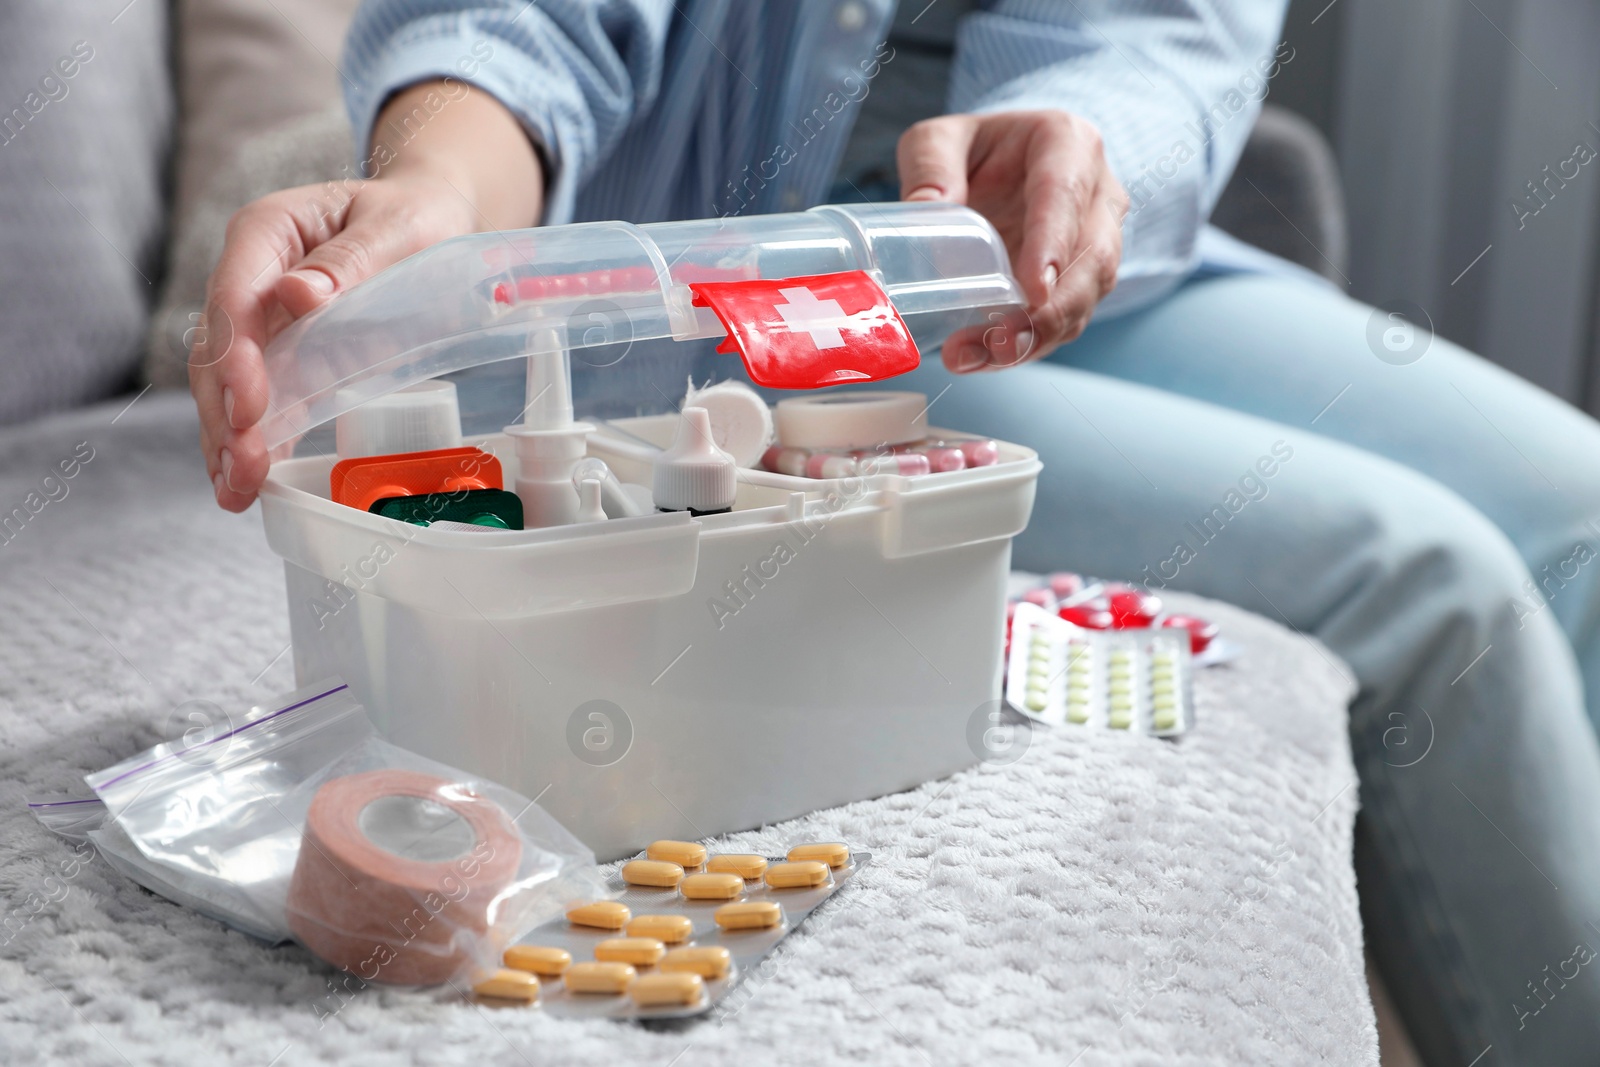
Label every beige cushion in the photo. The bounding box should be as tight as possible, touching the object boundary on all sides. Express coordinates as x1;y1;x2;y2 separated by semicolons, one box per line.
146;0;359;387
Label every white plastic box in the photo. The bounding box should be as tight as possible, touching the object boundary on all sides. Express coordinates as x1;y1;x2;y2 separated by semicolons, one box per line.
257;203;1041;860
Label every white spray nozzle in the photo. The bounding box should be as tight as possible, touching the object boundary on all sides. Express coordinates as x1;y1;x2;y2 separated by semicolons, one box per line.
506;326;594;527
523;326;573;430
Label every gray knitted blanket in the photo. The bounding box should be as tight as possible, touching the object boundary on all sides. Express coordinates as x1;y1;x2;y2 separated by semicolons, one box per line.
0;393;1374;1065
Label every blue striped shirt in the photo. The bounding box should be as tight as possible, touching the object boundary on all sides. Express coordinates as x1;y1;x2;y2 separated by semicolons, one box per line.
341;0;1293;321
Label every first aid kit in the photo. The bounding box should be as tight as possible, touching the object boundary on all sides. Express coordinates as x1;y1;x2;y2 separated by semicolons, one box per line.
255;203;1043;860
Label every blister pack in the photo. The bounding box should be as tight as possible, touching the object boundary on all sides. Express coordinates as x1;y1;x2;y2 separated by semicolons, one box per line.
1006;603;1194;737
483;841;868;1019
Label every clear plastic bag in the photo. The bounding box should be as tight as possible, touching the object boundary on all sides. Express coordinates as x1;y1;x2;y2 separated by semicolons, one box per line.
83;679;607;985
29;795;290;942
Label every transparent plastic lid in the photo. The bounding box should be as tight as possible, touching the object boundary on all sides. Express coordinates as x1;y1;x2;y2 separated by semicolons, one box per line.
259;202;1023;450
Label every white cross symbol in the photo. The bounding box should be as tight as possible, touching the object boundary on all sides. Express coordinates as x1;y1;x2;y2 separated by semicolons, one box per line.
774;286;852;350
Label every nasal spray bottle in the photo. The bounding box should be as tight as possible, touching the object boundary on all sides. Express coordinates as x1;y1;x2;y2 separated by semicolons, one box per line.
652;407;737;516
504;328;595;527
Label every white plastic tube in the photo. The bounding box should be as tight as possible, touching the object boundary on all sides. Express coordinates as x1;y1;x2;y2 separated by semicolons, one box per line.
572;458;647;518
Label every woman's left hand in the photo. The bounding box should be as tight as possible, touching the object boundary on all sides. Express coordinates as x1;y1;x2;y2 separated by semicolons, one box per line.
897;110;1129;372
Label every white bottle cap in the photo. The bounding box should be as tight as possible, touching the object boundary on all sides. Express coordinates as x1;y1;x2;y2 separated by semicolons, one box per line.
335;380;463;459
652;406;737;513
683;378;773;467
574;477;608;524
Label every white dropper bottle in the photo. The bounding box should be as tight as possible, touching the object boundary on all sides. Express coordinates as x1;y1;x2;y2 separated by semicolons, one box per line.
652;406;737;515
503;327;596;527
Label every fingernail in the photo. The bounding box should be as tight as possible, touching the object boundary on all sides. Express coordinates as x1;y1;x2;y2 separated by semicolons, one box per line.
212;471;225;499
1043;264;1059;289
904;186;943;202
220;448;236;493
223;387;237;427
287;269;334;295
1012;330;1035;360
951;342;987;372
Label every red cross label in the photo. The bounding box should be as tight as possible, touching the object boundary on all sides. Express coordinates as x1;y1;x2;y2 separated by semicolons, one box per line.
688;270;921;389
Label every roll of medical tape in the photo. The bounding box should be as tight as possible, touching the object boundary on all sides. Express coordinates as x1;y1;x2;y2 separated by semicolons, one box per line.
773;392;928;451
286;769;523;985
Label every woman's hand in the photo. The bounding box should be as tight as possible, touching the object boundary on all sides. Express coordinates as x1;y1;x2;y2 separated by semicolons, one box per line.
190;81;543;511
896;110;1129;373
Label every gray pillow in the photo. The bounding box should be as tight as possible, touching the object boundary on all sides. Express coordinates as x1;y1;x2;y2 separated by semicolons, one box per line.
0;1;173;424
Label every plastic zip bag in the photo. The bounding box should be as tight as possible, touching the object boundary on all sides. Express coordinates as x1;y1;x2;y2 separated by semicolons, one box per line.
29;795;289;942
82;678;607;985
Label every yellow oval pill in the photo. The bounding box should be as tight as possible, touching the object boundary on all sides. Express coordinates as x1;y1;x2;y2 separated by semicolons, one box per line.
705;854;769;879
714;900;783;931
629;971;705;1008
660;945;732;980
564;961;637;993
474;968;539;1003
646;840;707;867
595;937;667;966
622;859;685;888
680;872;744;900
503;945;571;977
765;861;830;889
566;900;631;930
626;914;694;943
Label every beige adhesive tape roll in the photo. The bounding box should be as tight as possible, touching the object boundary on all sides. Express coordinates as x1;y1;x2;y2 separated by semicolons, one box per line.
286;769;522;985
773;391;928;451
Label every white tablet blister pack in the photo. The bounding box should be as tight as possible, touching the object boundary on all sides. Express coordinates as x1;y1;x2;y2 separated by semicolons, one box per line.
1006;603;1194;737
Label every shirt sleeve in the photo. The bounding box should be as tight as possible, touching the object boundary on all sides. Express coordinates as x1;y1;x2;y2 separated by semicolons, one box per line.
341;0;676;223
949;0;1292;315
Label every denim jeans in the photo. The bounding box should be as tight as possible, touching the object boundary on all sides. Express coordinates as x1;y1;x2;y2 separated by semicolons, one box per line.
887;272;1600;1064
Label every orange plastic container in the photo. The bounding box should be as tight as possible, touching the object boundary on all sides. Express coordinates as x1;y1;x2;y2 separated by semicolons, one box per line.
329;446;502;512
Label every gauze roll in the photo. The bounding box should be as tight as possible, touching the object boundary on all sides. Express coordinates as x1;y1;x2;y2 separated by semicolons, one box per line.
286;769;523;985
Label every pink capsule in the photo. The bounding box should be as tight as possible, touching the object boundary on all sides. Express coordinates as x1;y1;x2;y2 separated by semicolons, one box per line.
1047;572;1085;601
1059;604;1114;630
857;453;931;477
886;443;965;472
809;454;861;479
762;446;929;479
761;446;809;478
957;439;1000;467
1021;588;1055;611
1106;586;1162;628
1161;614;1218;654
916;445;967;472
762;446;856;478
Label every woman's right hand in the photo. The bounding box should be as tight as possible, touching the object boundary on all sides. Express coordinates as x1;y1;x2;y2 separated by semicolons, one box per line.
189;80;545;512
